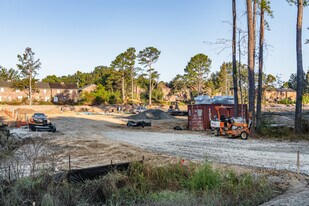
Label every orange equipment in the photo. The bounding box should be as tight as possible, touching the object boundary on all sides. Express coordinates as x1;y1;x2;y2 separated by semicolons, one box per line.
210;105;251;140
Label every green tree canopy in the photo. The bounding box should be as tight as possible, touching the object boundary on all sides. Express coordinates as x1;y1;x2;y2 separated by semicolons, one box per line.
16;47;41;105
137;47;161;105
184;53;212;95
0;66;20;81
42;75;60;83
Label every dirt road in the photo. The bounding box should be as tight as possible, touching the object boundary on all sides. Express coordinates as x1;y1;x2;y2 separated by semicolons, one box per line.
5;110;309;174
2;106;309;205
103;130;309;175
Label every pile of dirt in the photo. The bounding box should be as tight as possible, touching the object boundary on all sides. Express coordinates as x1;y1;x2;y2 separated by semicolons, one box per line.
266;115;294;127
129;109;174;120
14;108;35;114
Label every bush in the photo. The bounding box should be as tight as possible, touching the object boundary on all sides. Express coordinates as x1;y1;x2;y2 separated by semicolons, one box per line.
303;94;309;104
0;162;276;206
80;85;122;105
189;162;221;192
277;98;294;104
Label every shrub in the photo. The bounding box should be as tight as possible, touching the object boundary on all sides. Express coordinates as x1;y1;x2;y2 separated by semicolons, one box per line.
303;94;309;104
277;98;294;104
0;162;276;206
189;162;221;192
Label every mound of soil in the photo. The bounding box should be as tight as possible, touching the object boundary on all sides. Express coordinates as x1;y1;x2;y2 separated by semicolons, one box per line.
129;109;174;120
14;108;35;114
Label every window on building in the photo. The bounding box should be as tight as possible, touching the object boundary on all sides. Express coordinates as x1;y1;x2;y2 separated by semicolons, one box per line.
44;89;46;93
57;89;60;93
17;96;23;101
69;90;73;94
0;96;2;102
16;89;20;92
0;88;4;92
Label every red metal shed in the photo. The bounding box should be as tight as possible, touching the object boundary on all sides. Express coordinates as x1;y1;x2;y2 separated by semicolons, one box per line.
188;104;248;131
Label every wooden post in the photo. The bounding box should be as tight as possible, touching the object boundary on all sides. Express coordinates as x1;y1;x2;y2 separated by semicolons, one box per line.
8;165;11;181
52;154;55;172
69;155;71;172
297;151;300;175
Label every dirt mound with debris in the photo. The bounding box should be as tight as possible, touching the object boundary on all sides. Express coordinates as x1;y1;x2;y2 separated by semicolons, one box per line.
14;108;35;114
129;109;174;120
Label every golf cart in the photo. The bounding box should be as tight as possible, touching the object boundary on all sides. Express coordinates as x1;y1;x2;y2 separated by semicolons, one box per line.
210;106;251;140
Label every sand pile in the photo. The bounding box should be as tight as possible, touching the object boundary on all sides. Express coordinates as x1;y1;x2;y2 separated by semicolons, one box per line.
14;108;35;114
129;109;174;120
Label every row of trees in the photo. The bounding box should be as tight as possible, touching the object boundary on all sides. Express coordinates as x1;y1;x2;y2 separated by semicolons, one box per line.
43;47;162;105
228;0;308;133
1;47;304;106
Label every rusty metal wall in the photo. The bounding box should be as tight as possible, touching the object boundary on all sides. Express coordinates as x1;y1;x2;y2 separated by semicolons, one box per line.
188;104;248;131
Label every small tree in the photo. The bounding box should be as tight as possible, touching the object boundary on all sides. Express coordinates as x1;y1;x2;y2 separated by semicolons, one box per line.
217;62;233;95
124;48;137;100
137;47;161;105
0;66;20;81
111;52;127;103
16;47;41;105
256;0;273;131
184;53;212;95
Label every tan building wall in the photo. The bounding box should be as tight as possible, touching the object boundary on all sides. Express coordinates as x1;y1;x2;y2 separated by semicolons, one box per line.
0;81;78;103
51;88;78;102
79;84;97;93
264;89;297;102
0;87;27;102
33;88;52;102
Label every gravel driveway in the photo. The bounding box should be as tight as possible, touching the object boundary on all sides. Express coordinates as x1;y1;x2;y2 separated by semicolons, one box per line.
103;130;309;175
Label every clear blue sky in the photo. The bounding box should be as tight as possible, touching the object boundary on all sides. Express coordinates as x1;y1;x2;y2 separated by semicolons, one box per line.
0;0;308;83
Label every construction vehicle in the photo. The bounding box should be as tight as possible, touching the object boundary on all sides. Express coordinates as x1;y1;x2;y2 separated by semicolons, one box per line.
167;101;188;116
210;105;251;140
29;113;56;132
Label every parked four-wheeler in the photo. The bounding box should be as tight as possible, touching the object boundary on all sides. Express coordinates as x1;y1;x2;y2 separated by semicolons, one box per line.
167;101;188;116
29;113;56;132
132;106;147;114
210;106;251;140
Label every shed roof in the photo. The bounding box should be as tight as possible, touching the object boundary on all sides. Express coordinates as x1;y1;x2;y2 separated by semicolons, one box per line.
49;82;77;89
78;84;97;90
35;82;50;89
0;81;13;87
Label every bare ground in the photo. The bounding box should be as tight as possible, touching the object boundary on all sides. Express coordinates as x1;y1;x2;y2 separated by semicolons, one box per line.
1;105;309;205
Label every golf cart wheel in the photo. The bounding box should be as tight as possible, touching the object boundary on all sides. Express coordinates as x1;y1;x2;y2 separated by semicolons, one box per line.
127;121;133;127
214;129;219;136
240;131;249;140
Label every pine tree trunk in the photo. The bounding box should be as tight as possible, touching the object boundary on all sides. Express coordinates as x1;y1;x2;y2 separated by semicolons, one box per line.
253;0;257;64
295;0;304;133
246;0;256;128
131;68;134;100
232;0;238;117
238;30;245;119
257;5;265;131
29;73;32;106
198;70;202;95
121;74;125;103
149;69;152;106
